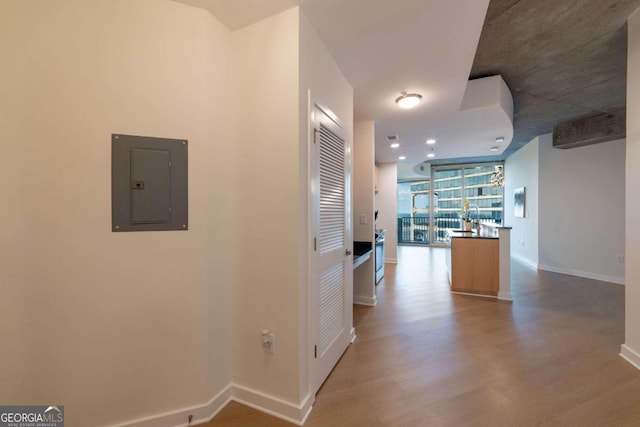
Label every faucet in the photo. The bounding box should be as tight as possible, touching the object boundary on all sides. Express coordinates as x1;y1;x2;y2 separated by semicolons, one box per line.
469;204;480;233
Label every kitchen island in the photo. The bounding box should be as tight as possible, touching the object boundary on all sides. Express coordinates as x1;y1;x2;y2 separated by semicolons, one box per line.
445;223;512;301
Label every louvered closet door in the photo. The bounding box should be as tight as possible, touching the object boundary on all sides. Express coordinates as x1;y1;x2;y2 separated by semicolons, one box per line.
312;106;352;394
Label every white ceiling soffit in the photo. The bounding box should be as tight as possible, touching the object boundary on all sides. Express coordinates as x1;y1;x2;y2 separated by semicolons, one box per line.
376;75;514;164
397;161;431;181
172;0;299;30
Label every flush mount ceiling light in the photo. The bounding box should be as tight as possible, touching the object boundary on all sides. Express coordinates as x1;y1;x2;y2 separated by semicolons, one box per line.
390;142;400;148
490;146;500;152
426;139;436;145
427;148;435;158
495;137;505;143
398;156;406;160
395;91;423;109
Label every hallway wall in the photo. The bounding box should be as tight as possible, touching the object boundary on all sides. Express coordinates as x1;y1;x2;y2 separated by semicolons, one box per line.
231;7;303;405
230;6;353;417
0;1;234;425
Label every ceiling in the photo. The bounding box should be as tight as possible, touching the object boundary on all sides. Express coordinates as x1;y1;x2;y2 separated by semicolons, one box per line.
172;0;297;30
173;0;639;173
472;0;640;159
299;0;516;165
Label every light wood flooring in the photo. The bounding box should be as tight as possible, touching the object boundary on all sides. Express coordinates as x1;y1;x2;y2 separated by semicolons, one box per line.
204;246;640;426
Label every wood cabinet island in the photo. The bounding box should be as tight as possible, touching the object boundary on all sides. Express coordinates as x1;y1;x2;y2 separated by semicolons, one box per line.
445;224;512;301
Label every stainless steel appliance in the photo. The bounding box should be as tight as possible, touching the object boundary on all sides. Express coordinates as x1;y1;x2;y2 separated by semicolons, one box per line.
375;229;385;284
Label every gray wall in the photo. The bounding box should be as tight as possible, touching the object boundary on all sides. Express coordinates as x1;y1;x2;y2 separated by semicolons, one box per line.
505;137;540;268
538;135;625;284
505;133;625;284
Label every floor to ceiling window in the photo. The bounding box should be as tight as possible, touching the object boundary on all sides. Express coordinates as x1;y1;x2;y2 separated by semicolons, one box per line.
398;163;504;245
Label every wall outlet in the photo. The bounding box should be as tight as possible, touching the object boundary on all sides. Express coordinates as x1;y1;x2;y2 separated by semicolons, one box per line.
617;255;625;264
262;330;275;353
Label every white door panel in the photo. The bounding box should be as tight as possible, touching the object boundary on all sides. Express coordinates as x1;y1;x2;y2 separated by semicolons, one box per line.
311;105;351;394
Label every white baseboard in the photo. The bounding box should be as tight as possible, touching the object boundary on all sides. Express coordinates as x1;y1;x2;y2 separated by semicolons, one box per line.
384;258;398;264
450;290;496;299
350;327;357;343
113;384;232;427
511;253;538;270
621;344;640;369
538;264;624;285
497;291;513;302
354;295;377;306
115;383;314;427
230;384;314;426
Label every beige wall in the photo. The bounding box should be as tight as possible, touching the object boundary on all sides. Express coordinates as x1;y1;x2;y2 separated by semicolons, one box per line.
376;163;398;263
230;7;353;408
231;7;302;403
352;122;376;304
0;1;233;426
0;1;353;423
624;8;640;365
353;122;376;243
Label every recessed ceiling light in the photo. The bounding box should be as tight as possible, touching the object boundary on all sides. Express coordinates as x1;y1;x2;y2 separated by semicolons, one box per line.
495;137;505;143
490;146;500;152
395;91;423;109
426;139;436;145
390;143;400;148
427;153;435;158
398;156;406;160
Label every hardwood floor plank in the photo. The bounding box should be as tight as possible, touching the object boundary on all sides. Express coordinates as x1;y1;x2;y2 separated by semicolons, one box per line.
204;247;639;426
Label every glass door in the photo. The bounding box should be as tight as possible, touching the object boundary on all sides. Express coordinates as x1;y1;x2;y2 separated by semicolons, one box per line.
432;167;463;244
397;163;504;246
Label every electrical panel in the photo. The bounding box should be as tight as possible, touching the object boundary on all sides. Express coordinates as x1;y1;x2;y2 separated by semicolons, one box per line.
112;134;188;232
